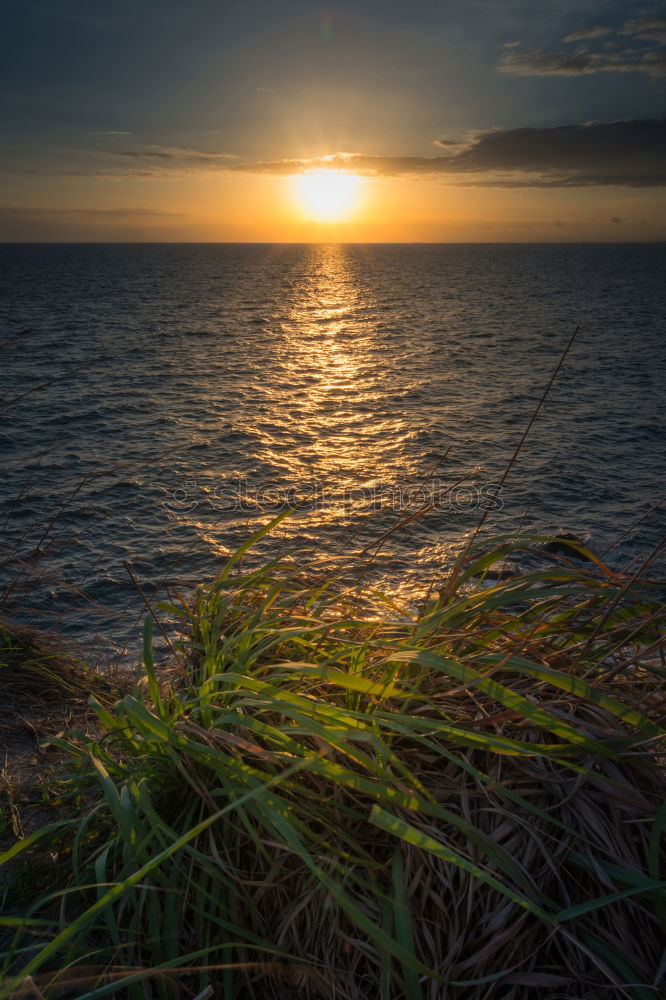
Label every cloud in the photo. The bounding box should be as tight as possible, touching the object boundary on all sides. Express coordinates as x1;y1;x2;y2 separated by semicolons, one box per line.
111;145;238;165
227;119;666;188
610;216;622;223
621;17;666;44
0;205;185;239
90;130;132;136
499;45;666;77
117;150;174;160
499;15;666;78
0;206;182;219
563;26;612;42
82;121;665;189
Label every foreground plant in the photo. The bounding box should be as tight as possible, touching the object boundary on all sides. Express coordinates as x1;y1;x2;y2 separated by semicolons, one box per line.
1;517;665;999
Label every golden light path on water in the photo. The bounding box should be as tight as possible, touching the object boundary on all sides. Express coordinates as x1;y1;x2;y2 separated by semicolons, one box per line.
277;246;388;479
190;244;447;599
253;246;424;510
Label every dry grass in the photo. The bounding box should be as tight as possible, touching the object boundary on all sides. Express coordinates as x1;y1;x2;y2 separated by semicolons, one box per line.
0;623;121;845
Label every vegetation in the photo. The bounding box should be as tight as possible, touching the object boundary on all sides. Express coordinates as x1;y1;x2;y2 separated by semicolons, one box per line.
1;513;665;999
0;623;116;707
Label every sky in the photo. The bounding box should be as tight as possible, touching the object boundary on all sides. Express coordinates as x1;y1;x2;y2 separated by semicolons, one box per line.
1;0;665;241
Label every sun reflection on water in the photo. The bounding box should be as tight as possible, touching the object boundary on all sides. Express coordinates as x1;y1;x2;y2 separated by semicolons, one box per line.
258;245;421;489
182;244;450;600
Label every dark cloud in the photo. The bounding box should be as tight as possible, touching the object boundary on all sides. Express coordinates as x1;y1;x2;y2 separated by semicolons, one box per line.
499;16;666;78
230;119;666;188
610;216;622;223
442;120;666;183
112;146;237;163
498;45;666;77
117;150;174;160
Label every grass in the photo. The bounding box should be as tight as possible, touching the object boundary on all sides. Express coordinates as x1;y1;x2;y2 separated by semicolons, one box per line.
0;512;665;999
0;623;117;707
0;622;122;855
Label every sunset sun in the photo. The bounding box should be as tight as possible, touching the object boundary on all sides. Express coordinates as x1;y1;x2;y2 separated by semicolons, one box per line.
293;170;364;222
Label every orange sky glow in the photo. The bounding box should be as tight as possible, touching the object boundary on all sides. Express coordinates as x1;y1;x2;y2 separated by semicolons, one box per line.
7;163;663;243
2;2;664;242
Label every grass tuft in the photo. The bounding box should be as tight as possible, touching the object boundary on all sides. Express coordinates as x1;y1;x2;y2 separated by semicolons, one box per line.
1;523;664;999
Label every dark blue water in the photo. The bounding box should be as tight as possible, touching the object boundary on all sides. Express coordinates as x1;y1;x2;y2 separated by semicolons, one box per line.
1;243;664;662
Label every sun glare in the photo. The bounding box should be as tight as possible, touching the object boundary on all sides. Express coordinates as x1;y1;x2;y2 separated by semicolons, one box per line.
293;170;364;222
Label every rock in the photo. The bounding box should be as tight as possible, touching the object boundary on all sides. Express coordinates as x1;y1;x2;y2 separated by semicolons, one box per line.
544;532;593;562
472;560;520;581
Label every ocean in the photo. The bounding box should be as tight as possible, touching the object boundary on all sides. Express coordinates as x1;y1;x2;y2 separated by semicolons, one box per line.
1;242;664;662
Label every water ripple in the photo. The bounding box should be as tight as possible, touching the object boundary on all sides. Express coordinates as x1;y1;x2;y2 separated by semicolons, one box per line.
1;242;664;660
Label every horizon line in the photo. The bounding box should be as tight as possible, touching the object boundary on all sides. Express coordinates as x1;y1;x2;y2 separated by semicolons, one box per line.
1;239;664;246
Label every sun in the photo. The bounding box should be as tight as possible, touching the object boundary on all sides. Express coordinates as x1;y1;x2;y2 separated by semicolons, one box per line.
293;170;364;222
